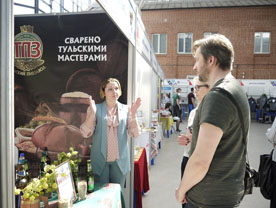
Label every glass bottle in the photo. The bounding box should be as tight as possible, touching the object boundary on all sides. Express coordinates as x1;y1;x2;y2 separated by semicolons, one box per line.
73;171;80;194
44;147;51;165
15;153;28;189
23;156;30;181
87;160;94;193
40;147;51;177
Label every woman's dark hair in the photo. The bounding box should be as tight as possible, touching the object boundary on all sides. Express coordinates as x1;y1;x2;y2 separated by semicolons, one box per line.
165;102;172;109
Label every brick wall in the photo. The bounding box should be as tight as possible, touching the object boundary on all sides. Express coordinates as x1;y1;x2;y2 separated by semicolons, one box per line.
141;6;276;79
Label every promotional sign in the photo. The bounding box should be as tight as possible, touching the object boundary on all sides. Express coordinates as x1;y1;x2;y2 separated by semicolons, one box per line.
14;12;129;171
240;79;276;98
55;160;77;203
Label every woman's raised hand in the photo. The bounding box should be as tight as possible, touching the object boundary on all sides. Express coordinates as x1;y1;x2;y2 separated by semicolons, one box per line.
89;96;96;115
130;97;141;117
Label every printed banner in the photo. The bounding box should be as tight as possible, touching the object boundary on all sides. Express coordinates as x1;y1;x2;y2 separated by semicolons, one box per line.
14;13;129;174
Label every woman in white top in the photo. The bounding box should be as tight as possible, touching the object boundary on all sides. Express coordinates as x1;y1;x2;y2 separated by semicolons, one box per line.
177;77;209;208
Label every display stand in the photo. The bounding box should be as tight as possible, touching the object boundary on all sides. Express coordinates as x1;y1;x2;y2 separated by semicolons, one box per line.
150;123;163;165
134;131;151;165
134;147;149;208
55;160;77;204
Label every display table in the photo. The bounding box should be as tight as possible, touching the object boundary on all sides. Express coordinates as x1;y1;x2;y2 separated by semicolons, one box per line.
134;130;151;165
73;183;123;208
160;116;174;138
134;147;150;208
43;183;124;208
150;123;163;165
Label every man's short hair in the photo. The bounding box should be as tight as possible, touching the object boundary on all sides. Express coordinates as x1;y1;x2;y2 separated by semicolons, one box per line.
192;34;234;71
176;88;181;92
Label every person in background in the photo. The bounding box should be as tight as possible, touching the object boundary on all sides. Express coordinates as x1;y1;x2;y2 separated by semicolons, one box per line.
80;78;141;188
162;93;171;108
187;88;195;116
175;34;250;207
265;119;276;208
165;102;173;115
173;88;182;132
177;77;209;208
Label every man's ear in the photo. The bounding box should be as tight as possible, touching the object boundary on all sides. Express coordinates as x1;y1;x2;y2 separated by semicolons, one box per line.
207;56;217;67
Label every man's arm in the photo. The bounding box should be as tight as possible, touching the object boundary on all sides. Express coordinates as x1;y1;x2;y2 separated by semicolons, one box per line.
175;122;223;203
177;96;181;108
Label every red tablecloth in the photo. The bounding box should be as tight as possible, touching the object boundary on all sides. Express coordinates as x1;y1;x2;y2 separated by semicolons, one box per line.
134;147;150;208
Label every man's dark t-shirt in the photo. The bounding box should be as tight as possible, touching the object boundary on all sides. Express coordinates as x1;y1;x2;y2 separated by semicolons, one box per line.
188;92;195;105
187;74;250;208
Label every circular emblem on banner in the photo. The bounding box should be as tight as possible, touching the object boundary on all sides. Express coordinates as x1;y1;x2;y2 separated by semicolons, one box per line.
14;25;46;76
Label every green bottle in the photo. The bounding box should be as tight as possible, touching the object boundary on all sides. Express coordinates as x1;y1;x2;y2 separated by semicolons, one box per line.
40;147;51;177
74;173;80;193
87;160;94;193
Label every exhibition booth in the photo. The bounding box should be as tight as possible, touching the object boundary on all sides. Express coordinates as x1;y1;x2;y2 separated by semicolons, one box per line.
12;0;165;207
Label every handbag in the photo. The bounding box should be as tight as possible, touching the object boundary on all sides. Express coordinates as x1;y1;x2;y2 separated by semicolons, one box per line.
212;87;259;197
259;149;273;199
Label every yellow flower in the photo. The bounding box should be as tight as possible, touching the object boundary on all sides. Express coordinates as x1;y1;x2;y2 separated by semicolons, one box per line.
52;183;57;189
57;154;63;161
29;195;35;201
43;183;48;189
25;185;32;192
38;185;43;190
14;188;21;195
23;192;30;199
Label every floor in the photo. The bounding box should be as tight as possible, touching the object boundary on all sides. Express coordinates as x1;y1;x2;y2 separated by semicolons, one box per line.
142;120;272;208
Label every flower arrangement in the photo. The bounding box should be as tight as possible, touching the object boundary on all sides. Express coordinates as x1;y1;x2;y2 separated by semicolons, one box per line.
15;147;80;201
15;178;41;201
53;147;81;173
39;164;57;195
15;165;57;201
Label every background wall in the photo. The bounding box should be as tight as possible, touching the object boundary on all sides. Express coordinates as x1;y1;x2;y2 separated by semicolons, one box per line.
141;6;276;79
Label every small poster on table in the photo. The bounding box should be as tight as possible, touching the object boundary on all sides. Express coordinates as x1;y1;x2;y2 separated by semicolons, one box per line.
55;160;77;204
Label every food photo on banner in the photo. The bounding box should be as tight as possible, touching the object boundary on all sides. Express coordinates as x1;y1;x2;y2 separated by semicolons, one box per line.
14;12;129;178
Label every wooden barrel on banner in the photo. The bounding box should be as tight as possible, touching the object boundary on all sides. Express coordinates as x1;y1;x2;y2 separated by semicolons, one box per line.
59;94;90;128
65;68;104;104
97;39;128;77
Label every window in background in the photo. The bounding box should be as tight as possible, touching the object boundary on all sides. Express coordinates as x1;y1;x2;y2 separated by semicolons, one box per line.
39;1;51;13
14;0;93;15
64;0;72;12
178;33;192;54
73;1;80;12
52;0;61;13
254;32;270;54
14;5;34;14
152;34;167;54
14;0;34;7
